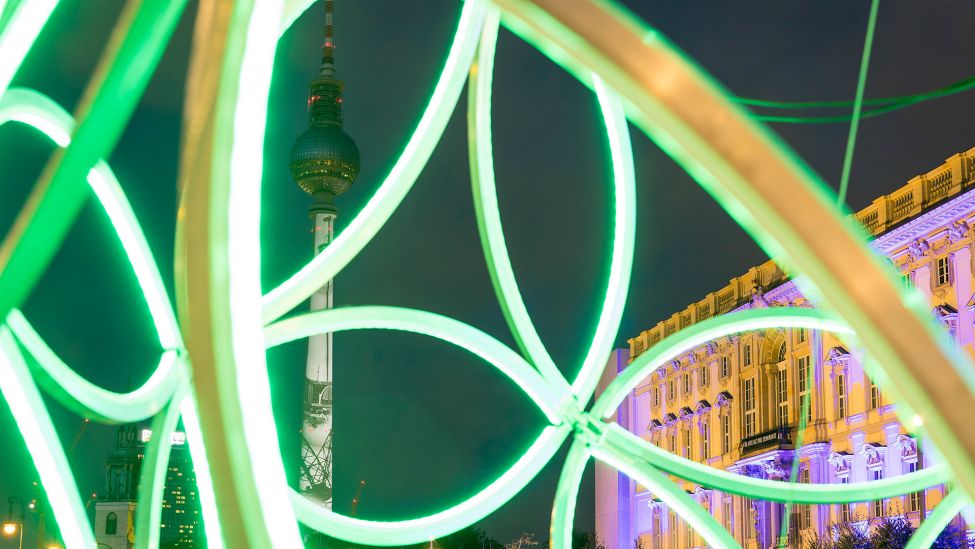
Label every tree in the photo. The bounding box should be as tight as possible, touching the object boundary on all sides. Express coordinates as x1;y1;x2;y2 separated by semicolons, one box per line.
505;533;538;549
931;522;973;549
633;536;647;549
805;522;869;549
571;530;606;549
870;516;914;549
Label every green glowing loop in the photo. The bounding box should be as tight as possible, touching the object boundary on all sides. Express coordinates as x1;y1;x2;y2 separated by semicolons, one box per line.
904;489;971;549
550;441;591;549
264;307;564;422
467;9;636;402
0;328;97;549
134;382;187;549
290;426;571;545
603;424;949;504
261;0;489;324
593;308;851;418
4;0;975;546
0;0;58;97
592;443;740;549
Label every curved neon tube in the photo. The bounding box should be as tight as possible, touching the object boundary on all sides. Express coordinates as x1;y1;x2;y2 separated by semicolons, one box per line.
134;383;187;549
264;306;563;422
261;0;489;324
0;328;96;549
549;441;590;549
290;425;569;546
904;489;969;549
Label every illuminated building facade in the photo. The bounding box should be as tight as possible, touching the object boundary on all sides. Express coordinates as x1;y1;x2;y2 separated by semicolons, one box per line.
94;425;200;548
596;146;975;548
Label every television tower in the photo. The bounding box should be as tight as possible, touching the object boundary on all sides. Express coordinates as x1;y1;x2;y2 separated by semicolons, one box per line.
288;0;360;508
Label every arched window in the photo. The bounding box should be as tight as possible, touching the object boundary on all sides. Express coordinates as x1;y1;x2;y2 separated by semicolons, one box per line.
105;512;118;535
777;342;787;362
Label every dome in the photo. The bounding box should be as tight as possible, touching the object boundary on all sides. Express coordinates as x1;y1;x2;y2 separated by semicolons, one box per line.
289;125;360;198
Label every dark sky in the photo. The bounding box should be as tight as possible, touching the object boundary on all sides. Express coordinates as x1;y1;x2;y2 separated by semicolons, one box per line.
2;0;975;545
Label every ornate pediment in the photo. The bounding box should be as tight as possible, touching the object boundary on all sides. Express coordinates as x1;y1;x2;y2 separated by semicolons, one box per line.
907;238;930;262
932;304;958;337
827;451;851;474
715;391;734;407
762;457;792;480
696;399;712;414
648;419;663;431
947;219;970;244
896;434;918;460
824;346;850;364
665;413;677;424
859;443;885;468
679;407;694;422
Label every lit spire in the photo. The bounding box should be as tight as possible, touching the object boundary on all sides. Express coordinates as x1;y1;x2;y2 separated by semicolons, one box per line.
320;0;336;76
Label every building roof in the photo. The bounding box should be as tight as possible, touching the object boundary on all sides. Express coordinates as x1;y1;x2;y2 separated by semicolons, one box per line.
628;145;975;356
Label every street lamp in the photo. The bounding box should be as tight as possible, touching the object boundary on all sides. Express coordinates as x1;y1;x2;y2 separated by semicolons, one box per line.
4;496;24;549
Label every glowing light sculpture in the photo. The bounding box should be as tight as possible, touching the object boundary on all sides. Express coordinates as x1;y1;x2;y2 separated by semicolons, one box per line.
1;0;974;548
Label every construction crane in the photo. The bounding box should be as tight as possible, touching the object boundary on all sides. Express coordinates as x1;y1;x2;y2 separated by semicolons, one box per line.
350;480;365;517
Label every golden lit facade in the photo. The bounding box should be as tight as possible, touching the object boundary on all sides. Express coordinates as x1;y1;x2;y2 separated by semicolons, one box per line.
596;146;975;549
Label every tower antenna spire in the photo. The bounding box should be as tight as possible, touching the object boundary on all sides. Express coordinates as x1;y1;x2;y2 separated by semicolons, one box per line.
321;0;336;75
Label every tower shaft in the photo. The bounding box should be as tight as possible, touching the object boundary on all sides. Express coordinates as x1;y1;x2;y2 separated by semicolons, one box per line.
299;211;335;506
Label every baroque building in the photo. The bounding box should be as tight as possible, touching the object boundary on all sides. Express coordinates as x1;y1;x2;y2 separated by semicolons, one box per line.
595;146;975;549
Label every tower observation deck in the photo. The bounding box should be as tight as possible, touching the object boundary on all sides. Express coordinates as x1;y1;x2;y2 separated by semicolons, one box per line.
289;0;359;508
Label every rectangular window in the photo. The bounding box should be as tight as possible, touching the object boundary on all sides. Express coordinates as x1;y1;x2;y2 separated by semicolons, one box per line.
720;355;730;378
797;328;807;344
840;477;851;522
702;422;710;459
873;469;885;517
908;462;920;512
700;364;710;388
743;378;757;436
652;516;661;549
743;343;752;367
668;379;675;400
722;414;732;453
683;428;692;459
870;380;880;410
653;387;660;408
800;469;811;529
683;372;691;396
837;374;847;419
797;356;812;422
670;513;677;548
722;499;732;532
777;369;789;427
937;256;950;286
670;433;677;453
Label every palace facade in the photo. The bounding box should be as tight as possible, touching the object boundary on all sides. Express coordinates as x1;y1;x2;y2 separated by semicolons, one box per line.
595;146;975;549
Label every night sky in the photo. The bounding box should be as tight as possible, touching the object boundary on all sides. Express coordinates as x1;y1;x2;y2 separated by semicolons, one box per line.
2;1;975;545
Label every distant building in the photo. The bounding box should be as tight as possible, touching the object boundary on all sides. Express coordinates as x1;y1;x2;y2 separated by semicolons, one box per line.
94;424;201;548
596;147;975;548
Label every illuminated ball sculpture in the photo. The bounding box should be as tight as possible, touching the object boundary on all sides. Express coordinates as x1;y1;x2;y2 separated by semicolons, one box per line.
0;1;973;548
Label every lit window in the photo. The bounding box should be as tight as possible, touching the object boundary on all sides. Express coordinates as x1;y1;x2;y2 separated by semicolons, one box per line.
908;462;920;512
722;414;732;453
936;256;950;286
743;343;752;367
720;355;730;378
873;469;885;517
777;342;787;363
797;328;807;344
870;379;880;410
683;428;692;459
840;477;851;522
800;468;811;529
797;356;812;422
683;372;691;396
722;498;732;531
743;378;757;436
653;387;660;408
837;374;847;419
700;363;710;388
701;422;710;460
777;370;789;426
668;379;675;400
